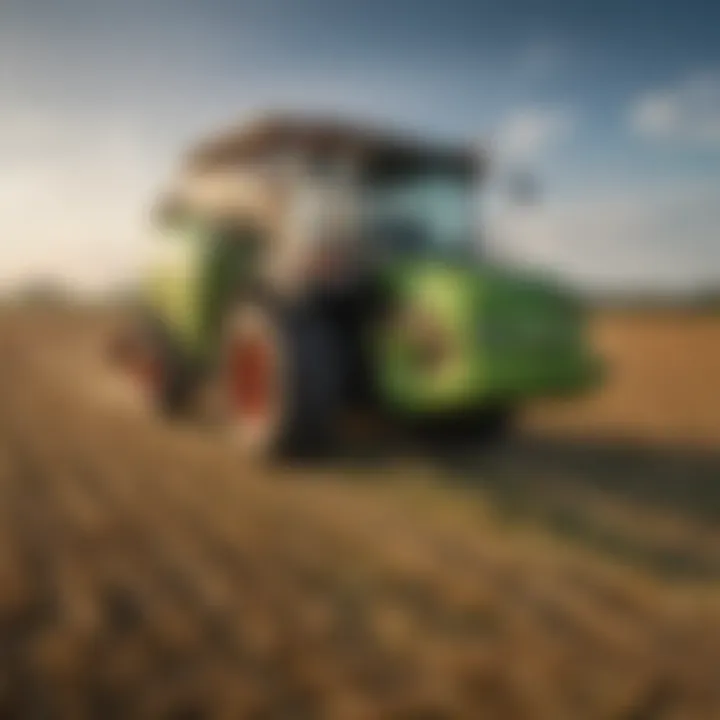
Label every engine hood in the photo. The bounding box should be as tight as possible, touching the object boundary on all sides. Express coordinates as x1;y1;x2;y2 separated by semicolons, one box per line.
374;259;598;410
381;259;581;328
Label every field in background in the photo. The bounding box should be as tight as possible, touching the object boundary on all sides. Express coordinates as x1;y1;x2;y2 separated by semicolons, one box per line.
0;306;718;718
529;309;720;448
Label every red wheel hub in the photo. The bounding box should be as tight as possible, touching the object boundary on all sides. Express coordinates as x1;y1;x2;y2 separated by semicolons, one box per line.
126;347;162;398
111;330;162;396
229;336;273;421
136;353;161;392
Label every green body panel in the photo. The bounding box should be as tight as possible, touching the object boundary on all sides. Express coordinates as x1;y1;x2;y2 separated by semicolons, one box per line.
142;222;208;349
141;221;257;360
141;222;600;413
374;261;601;412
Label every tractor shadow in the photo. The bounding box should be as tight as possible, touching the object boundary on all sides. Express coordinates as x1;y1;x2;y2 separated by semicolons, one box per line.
439;434;720;523
437;435;720;580
333;431;720;580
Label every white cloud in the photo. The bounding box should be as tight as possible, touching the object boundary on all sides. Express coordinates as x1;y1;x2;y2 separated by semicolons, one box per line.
493;105;575;166
629;73;720;147
487;183;720;293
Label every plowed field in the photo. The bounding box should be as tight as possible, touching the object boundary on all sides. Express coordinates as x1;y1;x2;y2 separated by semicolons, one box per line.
0;308;718;719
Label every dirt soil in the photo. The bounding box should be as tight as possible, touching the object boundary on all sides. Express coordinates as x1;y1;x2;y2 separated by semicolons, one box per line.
0;307;718;719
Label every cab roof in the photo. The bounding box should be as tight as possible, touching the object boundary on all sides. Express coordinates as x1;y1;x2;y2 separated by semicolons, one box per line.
185;113;482;177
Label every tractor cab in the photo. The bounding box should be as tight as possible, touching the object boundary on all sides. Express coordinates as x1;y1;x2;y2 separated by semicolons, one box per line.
159;115;483;293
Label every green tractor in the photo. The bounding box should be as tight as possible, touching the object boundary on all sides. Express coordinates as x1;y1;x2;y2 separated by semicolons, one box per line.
116;114;602;457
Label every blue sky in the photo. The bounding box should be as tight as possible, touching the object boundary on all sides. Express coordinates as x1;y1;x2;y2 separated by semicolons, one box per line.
1;0;719;292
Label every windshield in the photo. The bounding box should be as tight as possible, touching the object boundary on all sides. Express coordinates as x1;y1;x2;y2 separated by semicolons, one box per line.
363;172;477;258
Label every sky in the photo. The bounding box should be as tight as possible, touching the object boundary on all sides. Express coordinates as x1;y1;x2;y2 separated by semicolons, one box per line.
1;0;719;294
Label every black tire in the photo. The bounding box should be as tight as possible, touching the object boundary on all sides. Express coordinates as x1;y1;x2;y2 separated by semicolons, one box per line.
112;315;194;417
221;301;341;460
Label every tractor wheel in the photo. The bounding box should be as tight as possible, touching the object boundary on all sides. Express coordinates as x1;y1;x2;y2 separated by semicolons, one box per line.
221;302;341;460
111;318;192;417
